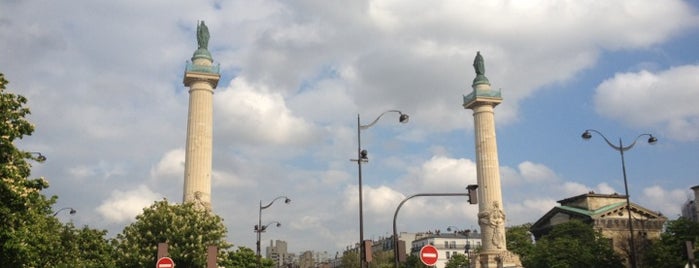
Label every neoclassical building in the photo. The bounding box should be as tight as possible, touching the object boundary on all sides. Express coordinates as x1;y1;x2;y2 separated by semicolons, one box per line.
530;192;666;266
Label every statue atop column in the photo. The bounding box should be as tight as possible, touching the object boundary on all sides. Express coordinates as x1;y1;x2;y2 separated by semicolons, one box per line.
192;21;213;61
197;21;210;50
472;51;490;86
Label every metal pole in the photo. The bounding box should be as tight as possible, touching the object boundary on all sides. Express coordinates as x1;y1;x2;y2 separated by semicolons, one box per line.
392;193;469;268
619;139;637;268
357;114;366;268
257;200;263;268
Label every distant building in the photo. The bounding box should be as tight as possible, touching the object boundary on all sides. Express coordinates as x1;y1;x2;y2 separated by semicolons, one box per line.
298;251;314;268
531;192;666;267
681;185;699;222
266;240;291;267
410;230;482;268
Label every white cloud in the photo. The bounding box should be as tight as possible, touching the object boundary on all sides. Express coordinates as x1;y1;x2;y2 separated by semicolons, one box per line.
404;156;478;192
517;161;559;183
97;185;162;223
507;198;558;225
364;185;406;216
215;77;319;146
594;65;699;141
639;185;689;217
150;148;185;180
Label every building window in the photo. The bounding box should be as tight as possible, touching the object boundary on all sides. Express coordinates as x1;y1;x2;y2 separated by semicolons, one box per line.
446;251;451;259
450;241;456;249
445;241;449;248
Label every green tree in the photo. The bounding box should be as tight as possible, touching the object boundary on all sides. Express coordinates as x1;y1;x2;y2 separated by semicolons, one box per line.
642;217;699;268
113;200;232;268
54;223;115;267
341;250;360;268
221;246;273;268
371;249;397;268
506;223;534;262
0;72;61;267
444;253;469;268
402;254;427;268
524;220;623;268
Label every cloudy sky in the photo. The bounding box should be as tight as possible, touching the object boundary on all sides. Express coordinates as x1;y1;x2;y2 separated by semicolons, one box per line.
2;0;699;256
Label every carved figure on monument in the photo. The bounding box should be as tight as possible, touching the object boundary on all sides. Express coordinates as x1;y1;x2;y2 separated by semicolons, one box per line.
478;201;506;249
193;191;210;211
197;21;210;50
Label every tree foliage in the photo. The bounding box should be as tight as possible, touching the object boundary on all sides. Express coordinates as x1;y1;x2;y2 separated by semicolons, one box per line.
444;253;469;268
0;73;56;267
1;72;114;267
642;217;699;268
506;223;534;262
113;200;232;267
221;246;273;268
340;250;360;268
524;220;623;268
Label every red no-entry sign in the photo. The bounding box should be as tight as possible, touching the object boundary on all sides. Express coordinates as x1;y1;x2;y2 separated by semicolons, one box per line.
156;257;175;268
420;244;439;266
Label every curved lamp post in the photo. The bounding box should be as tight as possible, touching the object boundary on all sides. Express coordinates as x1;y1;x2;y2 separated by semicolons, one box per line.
581;129;657;268
53;207;76;216
257;196;290;268
351;110;409;268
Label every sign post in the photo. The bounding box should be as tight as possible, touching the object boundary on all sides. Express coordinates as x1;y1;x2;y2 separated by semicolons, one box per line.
419;244;439;266
156;257;175;268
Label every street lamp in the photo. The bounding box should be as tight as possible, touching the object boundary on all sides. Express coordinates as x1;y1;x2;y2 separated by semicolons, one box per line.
257;196;290;268
255;221;282;253
53;207;76;216
581;129;657;268
28;152;47;162
351;110;409;268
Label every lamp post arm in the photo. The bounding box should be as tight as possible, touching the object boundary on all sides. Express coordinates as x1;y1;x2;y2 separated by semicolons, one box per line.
360;110;404;129
584;129;621;151
261;196;290;210
621;134;655;152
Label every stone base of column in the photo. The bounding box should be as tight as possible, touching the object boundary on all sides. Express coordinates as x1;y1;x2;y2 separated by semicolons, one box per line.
471;250;522;268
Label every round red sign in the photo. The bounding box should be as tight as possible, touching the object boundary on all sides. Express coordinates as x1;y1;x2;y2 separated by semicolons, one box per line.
156;257;175;268
419;244;439;266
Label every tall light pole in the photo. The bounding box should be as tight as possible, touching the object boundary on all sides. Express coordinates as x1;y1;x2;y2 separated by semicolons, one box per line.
256;196;290;268
351;110;409;268
581;129;657;268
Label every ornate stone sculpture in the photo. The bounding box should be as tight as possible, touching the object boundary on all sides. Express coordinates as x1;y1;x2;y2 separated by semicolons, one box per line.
478;201;506;249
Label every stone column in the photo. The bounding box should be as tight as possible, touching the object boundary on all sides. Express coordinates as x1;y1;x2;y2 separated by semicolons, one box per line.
182;21;220;210
463;52;521;268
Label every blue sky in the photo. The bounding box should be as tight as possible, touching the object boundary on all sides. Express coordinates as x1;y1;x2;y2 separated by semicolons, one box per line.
2;0;698;256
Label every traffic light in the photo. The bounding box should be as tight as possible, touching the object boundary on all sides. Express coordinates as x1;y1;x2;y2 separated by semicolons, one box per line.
467;184;478;204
